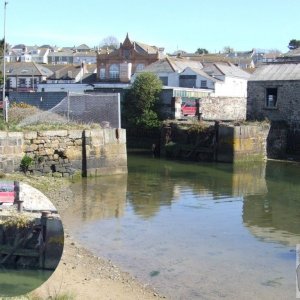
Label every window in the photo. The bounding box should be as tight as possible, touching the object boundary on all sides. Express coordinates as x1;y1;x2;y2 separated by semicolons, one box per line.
109;64;120;79
159;76;168;85
179;75;196;88
30;78;37;87
18;78;26;87
266;88;278;108
135;64;145;72
200;80;207;88
100;68;106;80
123;49;131;59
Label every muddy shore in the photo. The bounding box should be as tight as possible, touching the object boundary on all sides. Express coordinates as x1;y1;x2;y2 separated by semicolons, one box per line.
4;173;165;300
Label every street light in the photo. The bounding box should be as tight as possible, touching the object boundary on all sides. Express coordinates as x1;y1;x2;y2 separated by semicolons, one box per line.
2;1;8;121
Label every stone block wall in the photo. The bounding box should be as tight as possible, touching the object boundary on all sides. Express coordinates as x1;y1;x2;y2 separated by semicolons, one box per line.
200;97;246;121
84;128;127;176
217;123;270;162
247;80;300;156
160;121;269;163
0;129;127;176
0;132;24;173
247;80;300;124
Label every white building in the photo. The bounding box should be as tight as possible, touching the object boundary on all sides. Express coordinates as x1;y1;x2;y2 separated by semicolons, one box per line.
132;56;250;98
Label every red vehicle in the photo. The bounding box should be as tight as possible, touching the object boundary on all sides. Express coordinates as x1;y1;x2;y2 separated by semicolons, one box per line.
0;182;15;205
181;101;197;116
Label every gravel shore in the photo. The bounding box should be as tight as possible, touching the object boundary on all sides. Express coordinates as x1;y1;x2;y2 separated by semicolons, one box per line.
4;173;165;300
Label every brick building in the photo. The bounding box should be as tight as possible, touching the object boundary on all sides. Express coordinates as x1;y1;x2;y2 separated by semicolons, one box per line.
96;34;164;83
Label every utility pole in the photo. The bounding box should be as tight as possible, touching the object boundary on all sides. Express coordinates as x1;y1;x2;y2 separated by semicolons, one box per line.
2;1;8;121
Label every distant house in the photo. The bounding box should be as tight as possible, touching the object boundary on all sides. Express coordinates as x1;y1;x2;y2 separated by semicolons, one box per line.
73;51;97;65
96;33;164;83
75;44;91;52
45;63;96;83
247;62;300;156
4;62;53;92
48;50;74;65
277;48;300;63
169;50;256;71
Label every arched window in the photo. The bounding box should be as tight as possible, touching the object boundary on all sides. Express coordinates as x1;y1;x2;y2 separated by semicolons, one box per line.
109;64;120;79
135;63;145;72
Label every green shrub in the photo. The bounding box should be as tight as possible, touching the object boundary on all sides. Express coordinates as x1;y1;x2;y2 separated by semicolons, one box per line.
20;155;33;174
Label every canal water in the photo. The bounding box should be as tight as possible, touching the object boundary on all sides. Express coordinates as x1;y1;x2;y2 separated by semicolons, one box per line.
64;152;300;299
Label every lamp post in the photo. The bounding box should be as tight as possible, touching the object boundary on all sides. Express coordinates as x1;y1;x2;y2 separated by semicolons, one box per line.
2;1;8;121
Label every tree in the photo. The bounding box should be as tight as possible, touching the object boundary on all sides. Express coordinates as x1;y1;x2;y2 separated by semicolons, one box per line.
99;36;119;50
288;39;300;50
222;46;234;54
123;72;163;129
195;48;209;55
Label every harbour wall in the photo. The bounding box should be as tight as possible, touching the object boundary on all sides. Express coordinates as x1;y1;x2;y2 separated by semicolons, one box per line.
0;128;127;176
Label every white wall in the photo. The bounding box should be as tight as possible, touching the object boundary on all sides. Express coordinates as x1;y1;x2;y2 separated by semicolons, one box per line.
214;77;247;97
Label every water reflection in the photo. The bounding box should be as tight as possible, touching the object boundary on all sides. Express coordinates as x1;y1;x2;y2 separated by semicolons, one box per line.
66;175;127;224
65;155;300;299
243;161;300;245
67;156;300;246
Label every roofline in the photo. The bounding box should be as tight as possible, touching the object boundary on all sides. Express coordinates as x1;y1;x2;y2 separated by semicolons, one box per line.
165;57;177;72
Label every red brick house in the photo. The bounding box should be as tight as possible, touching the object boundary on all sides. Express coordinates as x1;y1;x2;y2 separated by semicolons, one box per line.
96;34;164;83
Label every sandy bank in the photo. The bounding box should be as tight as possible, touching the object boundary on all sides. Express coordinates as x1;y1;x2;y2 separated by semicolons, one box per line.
4;173;165;300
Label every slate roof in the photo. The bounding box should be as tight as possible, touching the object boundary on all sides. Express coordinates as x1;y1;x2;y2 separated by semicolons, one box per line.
138;58;175;73
134;41;158;54
48;50;74;57
73;52;97;57
76;44;91;51
168;57;203;72
47;65;82;80
139;57;203;73
212;62;251;79
4;62;53;77
186;67;219;82
138;57;249;80
282;48;300;57
249;63;300;81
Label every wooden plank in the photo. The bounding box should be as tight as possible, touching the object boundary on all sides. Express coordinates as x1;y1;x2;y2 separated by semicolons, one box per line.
0;246;39;258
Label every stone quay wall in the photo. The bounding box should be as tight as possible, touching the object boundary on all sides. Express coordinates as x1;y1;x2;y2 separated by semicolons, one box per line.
217;123;270;162
161;121;270;163
0;129;127;176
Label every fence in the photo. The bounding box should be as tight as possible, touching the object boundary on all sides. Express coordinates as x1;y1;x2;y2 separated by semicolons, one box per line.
11;92;121;129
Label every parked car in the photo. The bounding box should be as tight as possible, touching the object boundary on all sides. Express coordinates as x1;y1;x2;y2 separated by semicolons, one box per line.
181;101;197;116
0;182;15;205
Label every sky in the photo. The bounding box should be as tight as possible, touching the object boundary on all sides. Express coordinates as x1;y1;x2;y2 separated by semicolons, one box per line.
1;0;300;54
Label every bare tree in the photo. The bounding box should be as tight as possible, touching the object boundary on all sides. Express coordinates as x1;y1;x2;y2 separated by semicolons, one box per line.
99;36;119;50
